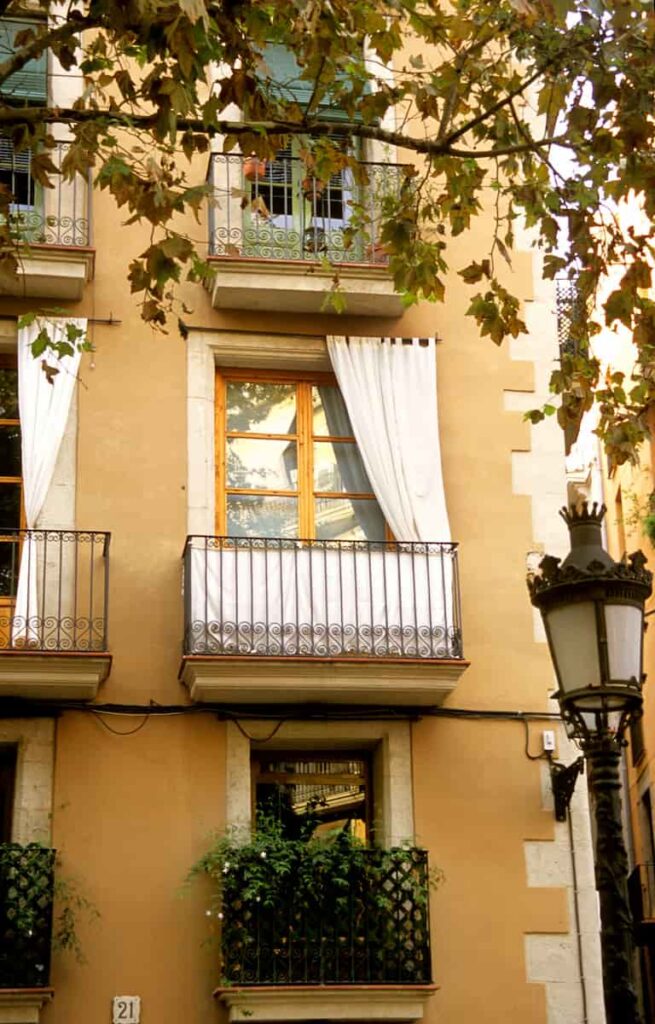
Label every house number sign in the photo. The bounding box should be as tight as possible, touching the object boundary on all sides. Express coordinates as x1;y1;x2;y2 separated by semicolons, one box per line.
112;996;140;1024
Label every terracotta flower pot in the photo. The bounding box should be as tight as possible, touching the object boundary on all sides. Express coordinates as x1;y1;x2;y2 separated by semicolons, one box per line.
366;241;390;264
301;176;325;200
243;155;267;181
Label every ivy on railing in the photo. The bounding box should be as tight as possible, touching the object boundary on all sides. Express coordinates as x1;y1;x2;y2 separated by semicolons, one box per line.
190;816;440;986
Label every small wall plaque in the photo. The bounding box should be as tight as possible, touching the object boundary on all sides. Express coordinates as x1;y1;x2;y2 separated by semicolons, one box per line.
113;996;140;1024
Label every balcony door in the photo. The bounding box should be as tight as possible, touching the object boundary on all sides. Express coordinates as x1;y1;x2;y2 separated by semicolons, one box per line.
216;369;386;541
244;144;359;263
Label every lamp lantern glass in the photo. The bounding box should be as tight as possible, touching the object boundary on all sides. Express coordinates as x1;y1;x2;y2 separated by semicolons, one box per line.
528;503;651;742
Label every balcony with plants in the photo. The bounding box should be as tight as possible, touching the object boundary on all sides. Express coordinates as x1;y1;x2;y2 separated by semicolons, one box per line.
205;150;406;315
193;808;437;1024
0;843;54;990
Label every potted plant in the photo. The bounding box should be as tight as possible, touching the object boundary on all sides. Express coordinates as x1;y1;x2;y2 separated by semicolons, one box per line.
301;175;325;200
243;154;267;182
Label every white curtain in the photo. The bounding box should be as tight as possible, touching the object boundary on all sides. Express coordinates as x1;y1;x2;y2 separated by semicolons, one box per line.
12;318;84;644
326;336;450;543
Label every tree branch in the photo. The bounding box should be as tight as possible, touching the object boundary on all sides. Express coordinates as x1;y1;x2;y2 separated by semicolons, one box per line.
0;104;578;160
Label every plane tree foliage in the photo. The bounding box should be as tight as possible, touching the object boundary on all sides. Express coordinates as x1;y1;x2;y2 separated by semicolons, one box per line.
1;0;655;463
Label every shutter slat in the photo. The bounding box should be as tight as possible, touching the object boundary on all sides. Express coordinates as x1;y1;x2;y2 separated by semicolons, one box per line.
0;19;47;103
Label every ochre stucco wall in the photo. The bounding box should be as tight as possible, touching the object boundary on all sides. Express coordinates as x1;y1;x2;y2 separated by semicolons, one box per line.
0;130;580;1024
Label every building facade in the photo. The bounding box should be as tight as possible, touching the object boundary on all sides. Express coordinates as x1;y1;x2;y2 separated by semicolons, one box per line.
0;15;607;1024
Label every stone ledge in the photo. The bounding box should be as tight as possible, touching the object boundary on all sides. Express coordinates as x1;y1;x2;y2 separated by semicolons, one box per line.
215;985;438;1022
181;655;469;706
207;257;403;316
0;652;112;700
0;247;95;300
0;989;53;1024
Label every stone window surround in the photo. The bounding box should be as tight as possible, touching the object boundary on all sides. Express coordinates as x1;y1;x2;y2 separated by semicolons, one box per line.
226;719;415;848
187;329;331;537
0;717;55;845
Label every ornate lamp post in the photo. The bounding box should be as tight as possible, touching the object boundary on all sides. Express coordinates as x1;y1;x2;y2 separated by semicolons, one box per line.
528;502;652;1024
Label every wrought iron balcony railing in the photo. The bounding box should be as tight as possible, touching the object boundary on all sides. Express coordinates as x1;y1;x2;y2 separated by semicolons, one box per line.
0;843;54;987
629;862;655;943
0;139;90;247
183;536;463;660
208;153;403;265
0;529;110;653
221;846;432;986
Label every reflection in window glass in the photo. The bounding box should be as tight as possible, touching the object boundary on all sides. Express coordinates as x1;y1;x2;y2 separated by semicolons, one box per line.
254;754;370;842
227;494;298;537
0;540;18;597
0;485;20;529
315;497;386;542
312;385;353;438
227;438;298;490
314;441;373;494
0;426;21;477
226;382;296;434
0;370;18;419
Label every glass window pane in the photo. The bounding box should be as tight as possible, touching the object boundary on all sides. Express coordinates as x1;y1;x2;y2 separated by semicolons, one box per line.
0;539;19;597
0;425;21;477
314;440;373;494
314;497;385;541
0;485;20;529
255;756;369;841
312;385;353;437
226;382;296;434
0;370;18;419
227;494;298;538
227;438;297;490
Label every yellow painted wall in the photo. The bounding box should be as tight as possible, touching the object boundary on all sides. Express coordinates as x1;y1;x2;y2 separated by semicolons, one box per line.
0;125;578;1024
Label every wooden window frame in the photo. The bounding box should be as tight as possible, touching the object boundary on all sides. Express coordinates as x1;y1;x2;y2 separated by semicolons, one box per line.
215;367;386;539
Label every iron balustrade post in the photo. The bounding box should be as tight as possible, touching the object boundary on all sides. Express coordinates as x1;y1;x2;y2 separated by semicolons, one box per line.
586;734;643;1024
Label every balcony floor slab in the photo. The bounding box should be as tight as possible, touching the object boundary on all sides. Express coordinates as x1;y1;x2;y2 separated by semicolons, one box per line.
0;990;53;1024
0;247;95;300
0;652;111;700
216;985;438;1023
180;655;469;705
207;258;403;315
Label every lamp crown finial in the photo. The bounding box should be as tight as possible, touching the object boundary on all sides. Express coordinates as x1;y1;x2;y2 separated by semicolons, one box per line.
559;501;607;527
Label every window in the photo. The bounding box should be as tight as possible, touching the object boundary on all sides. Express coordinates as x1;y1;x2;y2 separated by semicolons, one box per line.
0;19;47;104
216;369;386;540
252;752;371;841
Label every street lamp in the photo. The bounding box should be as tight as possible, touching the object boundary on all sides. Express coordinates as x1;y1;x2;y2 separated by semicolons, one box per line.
528;501;652;1024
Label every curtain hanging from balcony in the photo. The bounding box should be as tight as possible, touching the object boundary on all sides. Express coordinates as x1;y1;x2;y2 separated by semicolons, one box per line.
12;319;84;645
326;336;450;543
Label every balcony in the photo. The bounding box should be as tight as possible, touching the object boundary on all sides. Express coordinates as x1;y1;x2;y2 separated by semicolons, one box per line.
0;843;54;989
629;863;655;944
180;536;468;705
206;153;404;315
216;845;435;1023
0;140;93;300
0;529;111;700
